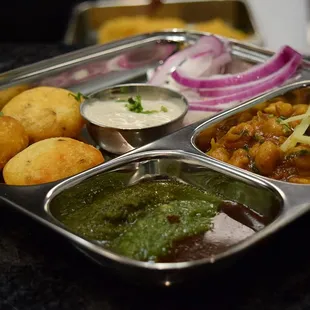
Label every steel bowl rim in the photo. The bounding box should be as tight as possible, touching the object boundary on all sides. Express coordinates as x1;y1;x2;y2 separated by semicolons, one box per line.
80;83;189;132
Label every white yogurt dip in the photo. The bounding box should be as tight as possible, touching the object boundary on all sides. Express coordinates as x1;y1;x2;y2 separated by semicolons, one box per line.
83;97;186;129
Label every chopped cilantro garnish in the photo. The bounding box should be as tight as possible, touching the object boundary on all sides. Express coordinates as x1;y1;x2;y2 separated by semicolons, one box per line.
250;162;260;174
282;123;292;134
276;116;287;124
241;129;249;136
160;105;168;112
125;95;169;114
285;149;310;160
243;145;249;151
142;109;161;114
254;133;264;144
276;117;292;133
69;92;89;101
126;95;144;113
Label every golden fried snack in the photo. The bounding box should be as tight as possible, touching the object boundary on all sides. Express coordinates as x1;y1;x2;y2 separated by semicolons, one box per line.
0;84;29;110
0;115;28;170
194;18;248;41
2;87;84;143
98;16;185;44
3;137;104;185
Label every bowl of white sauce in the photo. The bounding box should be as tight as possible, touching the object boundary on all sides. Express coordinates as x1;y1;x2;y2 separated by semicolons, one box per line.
80;84;188;154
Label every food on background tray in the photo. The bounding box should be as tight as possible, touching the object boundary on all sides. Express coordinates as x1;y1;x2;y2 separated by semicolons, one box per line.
196;92;310;184
84;94;185;129
194;18;248;41
98;16;186;44
97;16;249;44
0;114;28;170
3;137;104;186
53;178;256;262
0;84;29;110
149;36;302;113
2;86;85;143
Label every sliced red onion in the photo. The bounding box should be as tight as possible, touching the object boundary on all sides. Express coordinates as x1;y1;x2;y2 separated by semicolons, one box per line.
149;35;226;85
198;61;288;97
171;45;299;89
200;52;232;77
177;54;213;78
189;53;302;108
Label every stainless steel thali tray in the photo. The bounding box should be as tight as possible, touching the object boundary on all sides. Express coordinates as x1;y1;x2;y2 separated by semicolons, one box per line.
64;0;261;46
1;31;310;286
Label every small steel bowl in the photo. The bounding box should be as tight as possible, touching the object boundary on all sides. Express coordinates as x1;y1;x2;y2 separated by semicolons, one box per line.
80;84;189;154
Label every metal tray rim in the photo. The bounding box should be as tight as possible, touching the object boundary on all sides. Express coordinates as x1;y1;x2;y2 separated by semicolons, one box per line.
1;31;310;275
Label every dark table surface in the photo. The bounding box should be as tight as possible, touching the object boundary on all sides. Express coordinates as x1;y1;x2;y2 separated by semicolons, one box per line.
1;44;310;310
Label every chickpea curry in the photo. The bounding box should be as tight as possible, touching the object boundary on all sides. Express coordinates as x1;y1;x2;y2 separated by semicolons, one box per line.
196;89;310;184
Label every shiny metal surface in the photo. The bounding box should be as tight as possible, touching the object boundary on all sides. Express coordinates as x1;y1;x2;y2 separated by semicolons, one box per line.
64;0;261;46
81;84;188;154
1;31;310;285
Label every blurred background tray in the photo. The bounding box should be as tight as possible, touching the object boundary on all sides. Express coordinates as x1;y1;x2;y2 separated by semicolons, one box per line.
64;0;262;46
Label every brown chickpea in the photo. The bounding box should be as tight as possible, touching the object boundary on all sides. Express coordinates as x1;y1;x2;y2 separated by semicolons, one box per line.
208;147;230;162
249;143;260;158
221;123;254;149
229;149;249;169
262;117;288;137
287;146;310;170
292;104;308;116
255;141;281;175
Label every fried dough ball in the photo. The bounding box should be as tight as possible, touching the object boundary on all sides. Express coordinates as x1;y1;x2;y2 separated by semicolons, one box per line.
0;115;28;170
3;137;104;185
0;84;29;110
2;87;84;143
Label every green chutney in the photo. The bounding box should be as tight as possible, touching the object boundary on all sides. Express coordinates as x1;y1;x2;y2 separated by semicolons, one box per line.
53;179;221;262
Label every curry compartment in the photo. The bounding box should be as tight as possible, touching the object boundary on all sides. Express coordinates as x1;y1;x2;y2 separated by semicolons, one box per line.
64;0;261;46
194;83;310;185
45;151;283;265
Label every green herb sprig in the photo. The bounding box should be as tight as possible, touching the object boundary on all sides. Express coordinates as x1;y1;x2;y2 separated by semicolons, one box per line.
285;149;310;160
124;95;168;114
69;92;89;102
276;116;292;134
0;111;3;117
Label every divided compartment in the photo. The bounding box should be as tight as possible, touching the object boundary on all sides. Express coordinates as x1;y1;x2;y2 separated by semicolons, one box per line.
46;151;283;269
193;81;310;185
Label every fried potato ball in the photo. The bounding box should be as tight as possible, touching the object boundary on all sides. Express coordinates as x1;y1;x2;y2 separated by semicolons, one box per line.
0;84;29;110
98;16;185;44
0;115;29;170
3;137;104;185
2;87;84;143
